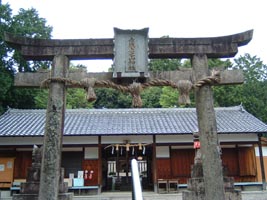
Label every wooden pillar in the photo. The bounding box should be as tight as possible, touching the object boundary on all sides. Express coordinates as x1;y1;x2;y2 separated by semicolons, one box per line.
192;54;225;200
39;55;69;200
98;136;102;191
152;135;157;192
258;134;266;190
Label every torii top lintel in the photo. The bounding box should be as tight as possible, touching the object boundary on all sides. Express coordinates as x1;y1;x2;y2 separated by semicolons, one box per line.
4;29;253;61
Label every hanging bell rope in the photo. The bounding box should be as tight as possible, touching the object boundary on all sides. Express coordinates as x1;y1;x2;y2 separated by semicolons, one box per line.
80;78;97;102
177;80;193;105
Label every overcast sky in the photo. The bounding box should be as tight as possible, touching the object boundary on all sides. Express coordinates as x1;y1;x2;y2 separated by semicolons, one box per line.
3;0;266;72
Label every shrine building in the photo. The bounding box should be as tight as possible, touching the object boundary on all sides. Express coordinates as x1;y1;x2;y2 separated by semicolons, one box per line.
0;105;266;193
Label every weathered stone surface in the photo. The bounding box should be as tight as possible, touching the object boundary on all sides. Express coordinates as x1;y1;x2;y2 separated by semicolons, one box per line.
187;178;205;192
14;69;244;87
183;190;242;200
38;55;69;200
19;179;68;194
183;53;242;200
225;191;242;200
12;145;70;200
183;163;241;200
224;177;235;192
191;163;203;178
183;190;205;200
192;54;225;200
20;182;40;194
4;30;253;60
26;167;41;182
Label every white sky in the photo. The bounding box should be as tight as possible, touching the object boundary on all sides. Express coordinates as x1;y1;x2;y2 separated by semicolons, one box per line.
3;0;267;72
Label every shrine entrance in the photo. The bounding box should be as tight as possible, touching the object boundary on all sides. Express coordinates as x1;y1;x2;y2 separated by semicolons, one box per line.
4;28;255;200
102;145;153;191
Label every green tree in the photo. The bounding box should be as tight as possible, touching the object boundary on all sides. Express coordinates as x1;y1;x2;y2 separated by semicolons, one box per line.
159;86;179;108
213;54;267;122
182;58;232;69
34;89;48;108
11;8;52;72
0;3;52;113
147;58;182;108
0;4;13;113
94;88;132;108
141;87;162;108
232;54;267;82
149;58;182;71
208;58;232;69
67;89;94;109
34;64;94;109
35;87;95;109
90;58;183;109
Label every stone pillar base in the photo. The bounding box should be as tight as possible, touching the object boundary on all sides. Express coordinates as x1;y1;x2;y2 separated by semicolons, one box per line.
13;193;73;200
225;190;242;200
183;190;242;200
183;190;205;200
183;163;242;200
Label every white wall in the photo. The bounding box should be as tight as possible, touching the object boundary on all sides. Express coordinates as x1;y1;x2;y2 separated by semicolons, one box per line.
84;147;98;159
255;147;267;156
156;146;170;158
0;133;258;146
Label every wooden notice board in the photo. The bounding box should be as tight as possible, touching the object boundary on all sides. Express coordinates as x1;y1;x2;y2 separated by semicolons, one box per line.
0;157;15;188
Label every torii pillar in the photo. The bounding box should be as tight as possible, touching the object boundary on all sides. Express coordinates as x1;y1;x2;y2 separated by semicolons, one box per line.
38;55;70;199
192;54;225;199
4;29;253;200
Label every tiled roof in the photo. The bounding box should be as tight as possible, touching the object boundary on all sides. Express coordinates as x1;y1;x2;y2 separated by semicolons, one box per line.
0;106;267;137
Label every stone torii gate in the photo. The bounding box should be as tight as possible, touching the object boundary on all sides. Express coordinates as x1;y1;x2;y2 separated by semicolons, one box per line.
4;28;253;200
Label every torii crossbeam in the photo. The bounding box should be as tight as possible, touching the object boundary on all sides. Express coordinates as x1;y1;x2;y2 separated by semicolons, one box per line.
5;30;252;60
4;29;253;200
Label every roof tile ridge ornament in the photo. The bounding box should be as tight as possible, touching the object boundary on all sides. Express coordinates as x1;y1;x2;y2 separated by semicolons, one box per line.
214;104;248;111
239;103;246;113
2;106;11;115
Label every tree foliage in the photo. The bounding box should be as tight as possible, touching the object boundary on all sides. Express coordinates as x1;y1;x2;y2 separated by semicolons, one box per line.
159;87;179;108
213;54;267;122
0;3;52;114
94;88;132;108
141;87;162;108
232;54;267;82
148;58;185;108
149;58;182;72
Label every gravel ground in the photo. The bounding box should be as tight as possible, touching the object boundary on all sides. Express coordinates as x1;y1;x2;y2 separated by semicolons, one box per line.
1;191;267;200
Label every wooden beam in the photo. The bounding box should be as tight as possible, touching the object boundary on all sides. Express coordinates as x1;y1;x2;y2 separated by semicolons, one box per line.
258;134;267;190
152;135;157;192
14;69;244;88
4;30;253;60
98;136;102;190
